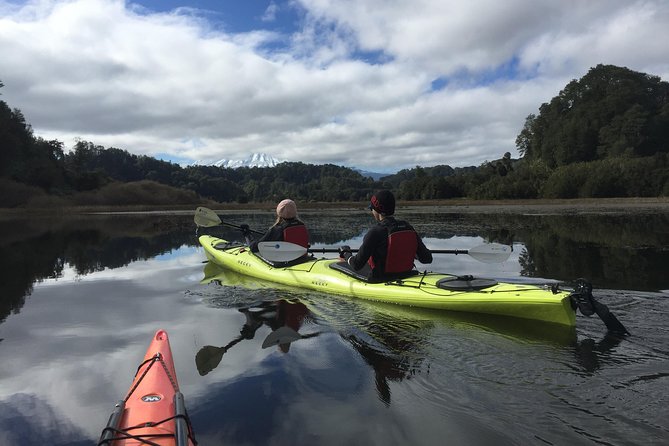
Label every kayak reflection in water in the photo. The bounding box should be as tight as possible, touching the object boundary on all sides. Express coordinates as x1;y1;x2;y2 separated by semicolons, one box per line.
195;299;319;376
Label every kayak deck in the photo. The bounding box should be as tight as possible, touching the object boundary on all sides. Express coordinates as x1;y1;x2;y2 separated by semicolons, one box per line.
99;330;196;446
199;235;576;326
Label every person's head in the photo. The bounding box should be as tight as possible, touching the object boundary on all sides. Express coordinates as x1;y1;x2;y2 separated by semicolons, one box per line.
368;190;395;217
276;198;297;220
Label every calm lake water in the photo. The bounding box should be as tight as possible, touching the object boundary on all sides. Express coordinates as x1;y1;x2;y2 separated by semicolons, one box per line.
0;208;668;445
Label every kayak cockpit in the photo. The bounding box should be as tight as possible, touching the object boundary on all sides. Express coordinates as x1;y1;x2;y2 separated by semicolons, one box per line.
330;262;499;291
329;260;420;283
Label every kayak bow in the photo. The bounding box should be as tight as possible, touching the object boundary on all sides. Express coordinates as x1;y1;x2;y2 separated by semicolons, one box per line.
99;330;196;446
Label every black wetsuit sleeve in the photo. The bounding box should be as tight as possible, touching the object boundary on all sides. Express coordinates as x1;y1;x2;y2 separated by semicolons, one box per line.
348;225;386;270
415;235;432;264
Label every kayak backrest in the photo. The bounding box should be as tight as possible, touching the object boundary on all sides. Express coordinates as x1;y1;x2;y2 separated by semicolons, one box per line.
283;224;309;248
385;230;418;273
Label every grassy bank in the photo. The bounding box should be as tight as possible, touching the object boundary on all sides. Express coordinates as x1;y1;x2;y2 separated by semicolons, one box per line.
3;196;669;218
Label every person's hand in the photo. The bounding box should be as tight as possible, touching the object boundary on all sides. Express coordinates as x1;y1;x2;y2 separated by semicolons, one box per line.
239;224;251;238
338;245;352;260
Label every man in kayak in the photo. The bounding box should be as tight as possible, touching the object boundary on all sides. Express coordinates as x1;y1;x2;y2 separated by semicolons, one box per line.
245;198;309;253
339;189;432;280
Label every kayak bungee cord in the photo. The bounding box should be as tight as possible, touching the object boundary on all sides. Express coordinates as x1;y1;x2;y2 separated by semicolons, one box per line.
124;354;176;401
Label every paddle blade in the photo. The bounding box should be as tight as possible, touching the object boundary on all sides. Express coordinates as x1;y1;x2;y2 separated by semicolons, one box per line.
194;207;222;228
262;326;303;349
258;241;308;262
195;345;226;376
467;243;512;263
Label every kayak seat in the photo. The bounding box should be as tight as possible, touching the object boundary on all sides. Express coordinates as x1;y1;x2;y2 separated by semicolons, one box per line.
330;261;419;283
437;276;498;291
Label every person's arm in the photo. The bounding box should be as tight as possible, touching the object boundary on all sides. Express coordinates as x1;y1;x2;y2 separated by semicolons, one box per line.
415;234;433;264
347;226;384;270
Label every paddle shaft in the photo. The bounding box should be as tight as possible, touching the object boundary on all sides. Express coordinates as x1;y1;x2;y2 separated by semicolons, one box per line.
222;221;264;236
198;207;511;262
258;241;512;263
307;247;470;255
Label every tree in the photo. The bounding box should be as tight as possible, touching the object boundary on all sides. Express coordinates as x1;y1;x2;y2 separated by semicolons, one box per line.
519;64;669;167
516;114;535;157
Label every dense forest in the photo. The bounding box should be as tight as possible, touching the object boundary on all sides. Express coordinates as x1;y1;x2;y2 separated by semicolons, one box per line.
1;64;668;208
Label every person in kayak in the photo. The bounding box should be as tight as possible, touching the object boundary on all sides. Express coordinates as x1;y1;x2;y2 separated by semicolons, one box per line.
245;198;309;253
339;189;432;280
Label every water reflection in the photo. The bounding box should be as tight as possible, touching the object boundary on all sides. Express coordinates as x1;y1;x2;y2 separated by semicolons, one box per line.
411;211;669;290
573;333;626;374
200;263;425;405
201;259;632;394
1;210;668;327
0;214;194;323
195;299;320;376
201;262;636;406
1;213;666;445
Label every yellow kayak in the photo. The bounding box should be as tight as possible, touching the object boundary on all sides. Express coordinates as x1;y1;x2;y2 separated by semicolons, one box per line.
199;235;577;326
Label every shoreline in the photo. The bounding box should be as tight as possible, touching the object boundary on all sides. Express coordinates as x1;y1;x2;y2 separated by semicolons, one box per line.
1;197;668;217
400;197;669;214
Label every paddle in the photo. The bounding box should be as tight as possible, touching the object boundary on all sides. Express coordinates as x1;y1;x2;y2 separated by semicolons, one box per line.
195;336;245;376
258;240;513;263
196;327;317;374
195;307;267;375
194;206;264;235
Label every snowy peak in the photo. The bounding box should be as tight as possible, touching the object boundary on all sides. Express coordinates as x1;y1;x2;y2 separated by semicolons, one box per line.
197;153;283;168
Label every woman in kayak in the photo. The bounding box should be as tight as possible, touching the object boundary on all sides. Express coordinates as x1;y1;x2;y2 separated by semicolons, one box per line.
339;189;432;279
246;198;309;253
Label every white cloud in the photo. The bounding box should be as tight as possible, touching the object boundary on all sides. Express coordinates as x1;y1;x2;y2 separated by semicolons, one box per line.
1;0;668;172
261;1;279;23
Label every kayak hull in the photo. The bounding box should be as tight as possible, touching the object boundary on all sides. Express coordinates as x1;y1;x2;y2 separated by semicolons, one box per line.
99;330;195;446
199;235;576;327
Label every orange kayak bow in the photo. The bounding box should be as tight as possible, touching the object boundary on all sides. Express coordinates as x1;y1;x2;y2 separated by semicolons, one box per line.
99;329;196;445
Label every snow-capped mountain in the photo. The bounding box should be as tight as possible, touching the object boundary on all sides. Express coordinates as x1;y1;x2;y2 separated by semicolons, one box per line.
194;153;283;168
192;154;393;178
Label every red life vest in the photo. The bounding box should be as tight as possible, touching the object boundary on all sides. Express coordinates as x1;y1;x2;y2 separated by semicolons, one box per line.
283;223;309;248
367;221;418;274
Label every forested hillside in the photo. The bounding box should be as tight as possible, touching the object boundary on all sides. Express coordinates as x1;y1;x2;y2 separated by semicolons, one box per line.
1;64;668;208
383;65;669;199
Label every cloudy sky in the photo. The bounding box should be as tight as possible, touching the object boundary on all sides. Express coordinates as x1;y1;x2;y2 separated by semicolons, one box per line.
1;0;668;172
